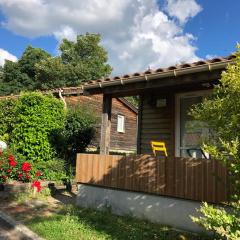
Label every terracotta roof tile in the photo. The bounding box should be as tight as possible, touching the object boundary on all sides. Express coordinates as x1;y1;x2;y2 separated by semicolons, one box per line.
155;68;164;72
167;65;178;70
207;57;224;63
133;72;142;77
96;79;103;82
123;74;131;78
193;60;207;66
225;54;236;60
144;69;153;74
84;54;236;87
179;63;193;68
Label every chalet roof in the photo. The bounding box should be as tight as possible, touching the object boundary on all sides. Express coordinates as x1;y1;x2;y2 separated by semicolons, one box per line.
0;87;138;114
52;87;138;113
83;54;236;91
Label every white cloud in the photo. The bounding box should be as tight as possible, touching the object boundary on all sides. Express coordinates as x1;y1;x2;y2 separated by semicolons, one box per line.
165;0;202;24
205;54;218;60
0;0;202;74
0;48;17;66
54;26;77;42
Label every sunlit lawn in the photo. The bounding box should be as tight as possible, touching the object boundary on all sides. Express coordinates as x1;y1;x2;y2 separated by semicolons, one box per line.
26;205;211;240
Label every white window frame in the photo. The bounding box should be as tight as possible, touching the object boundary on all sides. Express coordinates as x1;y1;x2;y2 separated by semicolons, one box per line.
175;90;212;157
117;114;125;133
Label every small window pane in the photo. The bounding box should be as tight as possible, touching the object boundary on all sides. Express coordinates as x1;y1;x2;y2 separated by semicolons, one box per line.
117;115;125;133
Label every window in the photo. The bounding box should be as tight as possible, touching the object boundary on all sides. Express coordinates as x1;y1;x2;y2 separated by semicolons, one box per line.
117;115;125;133
175;90;211;159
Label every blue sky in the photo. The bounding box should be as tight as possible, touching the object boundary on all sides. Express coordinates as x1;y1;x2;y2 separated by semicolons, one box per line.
0;0;239;74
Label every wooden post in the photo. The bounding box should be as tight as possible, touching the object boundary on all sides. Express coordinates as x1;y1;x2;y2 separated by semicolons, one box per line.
137;95;143;154
100;94;112;154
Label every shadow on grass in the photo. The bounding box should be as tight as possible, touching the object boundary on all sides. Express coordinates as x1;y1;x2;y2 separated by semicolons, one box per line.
50;188;77;205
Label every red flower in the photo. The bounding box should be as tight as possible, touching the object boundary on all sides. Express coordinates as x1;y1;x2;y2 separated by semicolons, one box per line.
25;174;31;180
18;173;23;180
35;171;41;177
8;155;15;162
7;169;11;173
22;162;31;172
9;160;17;167
31;180;41;192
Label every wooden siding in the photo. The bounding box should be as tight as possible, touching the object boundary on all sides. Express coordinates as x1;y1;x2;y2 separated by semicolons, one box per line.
65;95;137;152
76;154;229;203
139;93;174;155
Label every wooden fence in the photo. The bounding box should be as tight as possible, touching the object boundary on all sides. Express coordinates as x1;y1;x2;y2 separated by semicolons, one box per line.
76;154;229;203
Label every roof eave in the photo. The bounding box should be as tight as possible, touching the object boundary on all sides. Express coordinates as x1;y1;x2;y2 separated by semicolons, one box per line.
83;60;233;91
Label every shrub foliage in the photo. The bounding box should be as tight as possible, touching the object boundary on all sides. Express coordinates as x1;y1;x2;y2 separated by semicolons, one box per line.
0;92;97;180
191;45;240;239
53;105;96;166
12;92;65;164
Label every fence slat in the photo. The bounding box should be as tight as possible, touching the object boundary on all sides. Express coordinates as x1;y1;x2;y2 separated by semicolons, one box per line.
76;154;230;203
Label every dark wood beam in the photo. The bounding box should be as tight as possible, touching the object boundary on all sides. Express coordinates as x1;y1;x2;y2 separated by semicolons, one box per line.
137;95;143;154
100;94;112;154
84;70;222;97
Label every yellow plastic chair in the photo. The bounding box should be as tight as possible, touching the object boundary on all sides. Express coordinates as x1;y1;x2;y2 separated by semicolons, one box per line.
151;141;168;157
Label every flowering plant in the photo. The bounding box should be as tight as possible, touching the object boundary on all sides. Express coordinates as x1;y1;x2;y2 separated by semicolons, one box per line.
0;150;42;192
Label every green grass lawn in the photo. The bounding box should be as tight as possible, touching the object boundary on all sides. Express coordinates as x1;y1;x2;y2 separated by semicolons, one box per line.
26;205;211;240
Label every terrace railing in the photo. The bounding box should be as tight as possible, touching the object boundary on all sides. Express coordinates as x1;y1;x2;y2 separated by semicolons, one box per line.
76;154;229;203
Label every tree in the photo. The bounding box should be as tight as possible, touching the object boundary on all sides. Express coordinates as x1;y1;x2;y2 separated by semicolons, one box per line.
35;57;66;89
0;60;32;95
0;34;112;94
0;46;50;96
0;66;3;82
18;46;50;78
191;45;240;239
36;33;112;89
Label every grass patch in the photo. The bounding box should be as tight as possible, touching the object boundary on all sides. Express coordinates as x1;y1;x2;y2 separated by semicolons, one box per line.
7;187;52;204
26;205;211;240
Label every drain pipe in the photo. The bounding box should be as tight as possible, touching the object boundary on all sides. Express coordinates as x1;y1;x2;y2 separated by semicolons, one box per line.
58;88;67;110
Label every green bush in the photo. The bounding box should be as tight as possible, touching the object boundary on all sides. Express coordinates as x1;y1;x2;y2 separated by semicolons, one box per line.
10;92;65;174
0;98;16;140
192;202;240;240
0;92;96;181
41;159;67;181
190;45;240;239
53;104;96;166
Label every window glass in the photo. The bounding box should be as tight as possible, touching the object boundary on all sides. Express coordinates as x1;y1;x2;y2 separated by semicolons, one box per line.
117;115;125;133
180;95;209;158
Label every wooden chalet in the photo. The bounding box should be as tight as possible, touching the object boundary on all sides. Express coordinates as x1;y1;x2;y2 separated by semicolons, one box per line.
75;54;236;204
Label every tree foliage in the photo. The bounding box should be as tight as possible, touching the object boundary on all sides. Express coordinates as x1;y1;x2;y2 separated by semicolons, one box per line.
0;46;50;96
191;45;240;197
18;46;51;78
0;33;112;95
36;33;112;89
191;45;240;239
0;98;16;139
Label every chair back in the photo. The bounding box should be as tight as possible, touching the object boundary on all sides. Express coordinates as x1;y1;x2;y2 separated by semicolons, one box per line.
151;141;168;157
